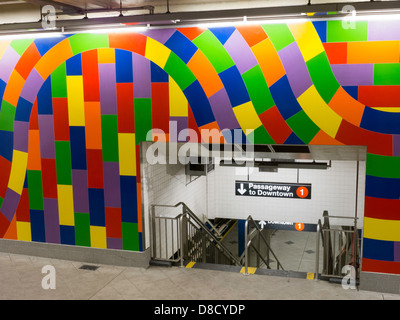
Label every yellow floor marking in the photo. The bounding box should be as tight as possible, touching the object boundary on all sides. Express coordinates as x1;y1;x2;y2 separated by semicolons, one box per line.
185;261;196;268
240;267;257;274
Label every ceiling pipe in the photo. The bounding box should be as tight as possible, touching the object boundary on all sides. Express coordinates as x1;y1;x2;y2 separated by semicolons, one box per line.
2;0;400;34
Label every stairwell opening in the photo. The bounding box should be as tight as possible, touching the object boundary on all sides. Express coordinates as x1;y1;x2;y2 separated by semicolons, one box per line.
140;142;366;281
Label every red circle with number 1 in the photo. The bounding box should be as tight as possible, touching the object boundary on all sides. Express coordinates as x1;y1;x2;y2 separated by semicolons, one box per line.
296;186;309;198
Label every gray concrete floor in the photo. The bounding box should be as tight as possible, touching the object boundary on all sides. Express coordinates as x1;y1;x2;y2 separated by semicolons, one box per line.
0;252;399;300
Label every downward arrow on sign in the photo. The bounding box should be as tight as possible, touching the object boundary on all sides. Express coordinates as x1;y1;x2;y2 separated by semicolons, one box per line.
237;183;247;195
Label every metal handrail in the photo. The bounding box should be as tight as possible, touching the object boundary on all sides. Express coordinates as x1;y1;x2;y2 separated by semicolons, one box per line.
315;212;360;282
150;202;241;267
242;215;284;274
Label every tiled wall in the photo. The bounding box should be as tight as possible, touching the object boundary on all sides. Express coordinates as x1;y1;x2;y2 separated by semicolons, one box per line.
1;18;400;275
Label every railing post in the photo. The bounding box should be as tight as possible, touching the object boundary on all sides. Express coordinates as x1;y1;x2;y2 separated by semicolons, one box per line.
243;218;250;275
315;220;320;281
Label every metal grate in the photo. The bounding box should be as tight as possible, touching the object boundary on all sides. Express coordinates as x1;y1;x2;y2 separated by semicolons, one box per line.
79;264;99;271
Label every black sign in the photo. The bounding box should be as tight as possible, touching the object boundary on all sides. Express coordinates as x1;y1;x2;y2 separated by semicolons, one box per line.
235;181;311;199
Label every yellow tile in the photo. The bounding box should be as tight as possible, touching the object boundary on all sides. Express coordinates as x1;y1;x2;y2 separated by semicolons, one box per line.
297;85;342;138
67;76;85;126
118;133;136;176
307;272;315;280
0;40;12;60
8;150;28;195
288;21;324;62
233;101;262;135
145;37;171;69
90;226;107;249
364;217;400;242
97;48;115;64
169;76;188;117
57;185;75;226
17;221;31;242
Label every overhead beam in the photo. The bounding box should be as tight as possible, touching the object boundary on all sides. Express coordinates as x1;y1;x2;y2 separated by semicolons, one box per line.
2;1;400;33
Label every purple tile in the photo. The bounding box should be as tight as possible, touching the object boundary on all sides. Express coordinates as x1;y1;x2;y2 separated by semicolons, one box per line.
208;88;240;130
99;63;117;115
20;69;44;104
394;241;400;262
38;114;55;159
393;135;400;157
331;64;374;86
169;117;188;142
141;28;176;44
368;20;400;41
107;237;122;250
103;162;121;208
278;42;313;98
0;188;20;221
43;197;60;244
13;120;29;152
223;30;258;74
133;53;151;98
0;46;20;83
72;169;89;213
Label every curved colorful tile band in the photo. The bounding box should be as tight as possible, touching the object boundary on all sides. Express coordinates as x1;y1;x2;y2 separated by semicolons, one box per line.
0;20;399;275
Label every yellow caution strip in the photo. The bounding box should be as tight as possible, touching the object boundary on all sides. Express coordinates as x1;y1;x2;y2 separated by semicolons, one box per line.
240;267;257;274
185;261;196;268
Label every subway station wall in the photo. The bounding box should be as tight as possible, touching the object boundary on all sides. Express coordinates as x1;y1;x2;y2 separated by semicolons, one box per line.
0;19;400;275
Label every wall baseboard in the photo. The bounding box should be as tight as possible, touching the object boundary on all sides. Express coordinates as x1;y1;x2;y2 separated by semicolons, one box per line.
0;239;150;268
360;271;400;294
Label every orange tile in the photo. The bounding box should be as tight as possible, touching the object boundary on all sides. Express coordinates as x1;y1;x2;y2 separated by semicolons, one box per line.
27;130;41;170
328;86;365;127
35;39;73;80
84;102;102;149
187;50;224;98
2;70;25;106
310;129;344;145
236;25;268;47
15;43;42;80
251;38;285;86
348;41;400;64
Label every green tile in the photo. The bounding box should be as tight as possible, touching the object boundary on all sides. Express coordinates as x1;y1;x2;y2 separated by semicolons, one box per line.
51;62;67;98
262;24;295;51
122;222;139;251
101;115;119;162
306;51;339;103
253;125;275;144
164;52;196;91
134;98;152;143
27;170;44;210
68;33;109;56
10;39;34;56
366;153;400;178
74;212;91;247
286;110;319;144
242;65;275;115
326;20;368;42
192;29;235;73
374;64;400;85
55;141;72;185
0;100;16;132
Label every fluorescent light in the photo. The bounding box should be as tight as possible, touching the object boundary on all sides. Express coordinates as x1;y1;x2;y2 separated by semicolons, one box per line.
0;31;64;40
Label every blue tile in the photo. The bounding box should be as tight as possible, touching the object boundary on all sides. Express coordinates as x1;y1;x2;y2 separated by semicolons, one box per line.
219;66;250;108
209;27;236;45
66;54;82;76
69;126;87;170
115;49;133;83
360;106;400;134
270;75;302;120
165;30;198;63
363;238;394;261
366;175;400;200
15;97;33;122
89;188;106;226
30;209;46;242
37;77;53;115
183;80;215;127
60;225;75;245
120;175;137;223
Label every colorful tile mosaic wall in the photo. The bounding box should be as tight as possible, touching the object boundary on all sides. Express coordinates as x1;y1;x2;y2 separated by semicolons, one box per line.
0;19;400;275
